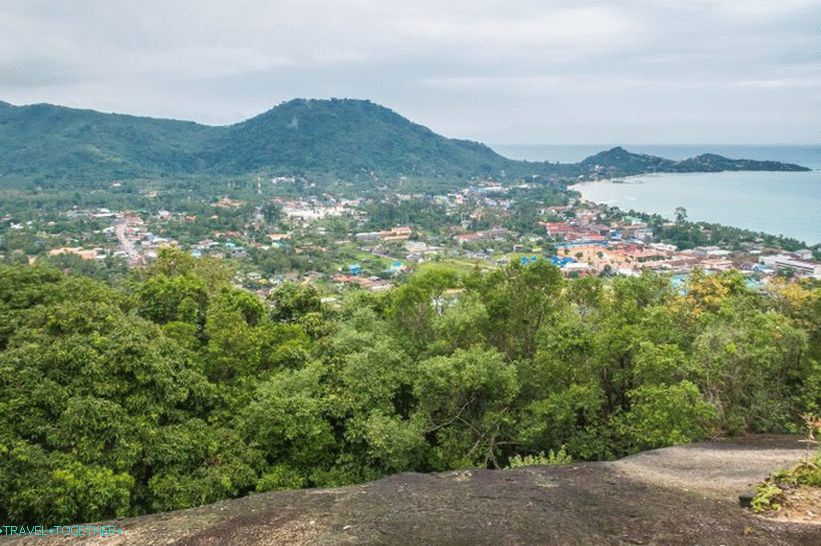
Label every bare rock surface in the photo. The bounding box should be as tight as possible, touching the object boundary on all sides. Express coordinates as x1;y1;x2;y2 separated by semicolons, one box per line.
610;434;813;498
5;435;820;546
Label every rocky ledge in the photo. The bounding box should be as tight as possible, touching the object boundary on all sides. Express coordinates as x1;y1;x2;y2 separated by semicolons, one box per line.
6;435;820;545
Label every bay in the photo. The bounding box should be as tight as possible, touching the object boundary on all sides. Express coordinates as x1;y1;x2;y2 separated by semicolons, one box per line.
575;171;821;245
492;145;821;245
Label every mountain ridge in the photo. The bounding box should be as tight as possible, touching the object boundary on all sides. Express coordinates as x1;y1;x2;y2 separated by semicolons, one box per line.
0;98;809;183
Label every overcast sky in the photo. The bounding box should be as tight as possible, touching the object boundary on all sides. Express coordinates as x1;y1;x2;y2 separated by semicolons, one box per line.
1;0;819;144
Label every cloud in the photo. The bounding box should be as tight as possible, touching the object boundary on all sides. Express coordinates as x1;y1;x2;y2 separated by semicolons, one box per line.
0;0;819;143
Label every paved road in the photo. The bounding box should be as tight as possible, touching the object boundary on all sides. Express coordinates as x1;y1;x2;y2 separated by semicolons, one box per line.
114;220;139;262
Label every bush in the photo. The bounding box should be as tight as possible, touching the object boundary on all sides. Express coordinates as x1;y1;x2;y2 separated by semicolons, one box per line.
751;481;785;513
507;446;572;468
616;381;718;452
256;465;305;492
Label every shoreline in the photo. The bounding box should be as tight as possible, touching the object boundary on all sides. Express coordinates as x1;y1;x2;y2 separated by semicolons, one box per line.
571;171;820;246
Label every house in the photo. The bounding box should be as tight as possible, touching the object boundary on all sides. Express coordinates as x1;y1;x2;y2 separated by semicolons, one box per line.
693;246;731;257
761;255;821;277
355;226;413;242
540;222;575;239
455;232;483;244
454;228;510;244
575;211;596;225
701;258;734;271
587;224;612;237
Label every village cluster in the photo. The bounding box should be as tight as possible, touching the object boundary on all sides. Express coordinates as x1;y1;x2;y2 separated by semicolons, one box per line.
3;179;819;296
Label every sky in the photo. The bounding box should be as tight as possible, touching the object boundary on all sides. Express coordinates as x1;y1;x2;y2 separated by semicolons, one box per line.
1;0;820;145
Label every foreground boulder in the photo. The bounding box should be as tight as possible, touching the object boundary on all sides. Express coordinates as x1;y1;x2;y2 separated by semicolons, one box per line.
6;435;819;545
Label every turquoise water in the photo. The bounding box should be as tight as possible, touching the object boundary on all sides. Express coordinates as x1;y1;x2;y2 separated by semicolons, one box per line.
492;145;821;245
575;171;821;244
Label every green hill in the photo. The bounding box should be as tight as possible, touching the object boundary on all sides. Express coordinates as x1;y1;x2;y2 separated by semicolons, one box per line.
205;98;516;179
580;146;677;173
0;103;212;180
0;99;809;183
0;99;525;182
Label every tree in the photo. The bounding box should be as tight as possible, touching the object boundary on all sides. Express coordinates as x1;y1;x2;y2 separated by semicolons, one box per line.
413;347;518;469
269;282;322;323
675;206;688;225
1;256;819;525
388;265;459;354
239;365;334;478
614;381;717;451
479;261;564;361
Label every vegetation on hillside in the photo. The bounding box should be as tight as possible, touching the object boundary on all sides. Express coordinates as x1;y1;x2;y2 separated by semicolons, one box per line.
1;248;818;525
0;99;808;186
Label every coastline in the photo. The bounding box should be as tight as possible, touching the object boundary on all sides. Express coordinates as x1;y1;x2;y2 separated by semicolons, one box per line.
571;170;821;245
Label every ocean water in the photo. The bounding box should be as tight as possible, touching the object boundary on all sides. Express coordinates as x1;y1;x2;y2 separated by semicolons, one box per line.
493;145;821;244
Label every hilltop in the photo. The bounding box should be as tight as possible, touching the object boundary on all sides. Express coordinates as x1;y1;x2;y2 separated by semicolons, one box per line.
202;99;514;179
0;99;809;183
5;436;818;545
579;146;810;176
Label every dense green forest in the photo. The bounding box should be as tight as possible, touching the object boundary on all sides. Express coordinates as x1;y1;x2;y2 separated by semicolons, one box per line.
1;249;819;524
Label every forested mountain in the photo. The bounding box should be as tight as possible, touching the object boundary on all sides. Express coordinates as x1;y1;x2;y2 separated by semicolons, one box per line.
580;146;678;173
580;147;810;176
205;99;514;179
0;101;212;180
0;99;809;183
0;99;524;181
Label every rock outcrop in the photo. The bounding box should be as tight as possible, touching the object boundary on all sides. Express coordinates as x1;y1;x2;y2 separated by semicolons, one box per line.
6;435;819;545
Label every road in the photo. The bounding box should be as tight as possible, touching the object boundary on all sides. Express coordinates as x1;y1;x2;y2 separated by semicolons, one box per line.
114;220;140;263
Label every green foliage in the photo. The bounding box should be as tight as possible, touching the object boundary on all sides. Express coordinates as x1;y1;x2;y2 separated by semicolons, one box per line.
783;455;821;487
144;422;259;512
507;446;572;468
414;346;518;469
751;482;785;513
239;365;335;472
256;465;305;492
615;381;718;451
750;451;821;513
269;281;322;323
0;259;818;525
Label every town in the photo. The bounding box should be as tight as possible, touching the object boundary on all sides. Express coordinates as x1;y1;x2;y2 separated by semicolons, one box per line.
2;177;818;298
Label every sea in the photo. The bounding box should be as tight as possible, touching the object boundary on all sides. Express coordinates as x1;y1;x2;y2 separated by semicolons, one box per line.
492;145;821;245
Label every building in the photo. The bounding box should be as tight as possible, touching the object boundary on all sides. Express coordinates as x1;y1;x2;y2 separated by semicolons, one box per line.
760;255;821;277
701;258;734;271
454;228;510;244
540;222;575;239
694;246;732;257
355;226;412;242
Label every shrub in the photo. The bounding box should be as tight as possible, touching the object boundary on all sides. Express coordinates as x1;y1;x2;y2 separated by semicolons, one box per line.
507;446;572;468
